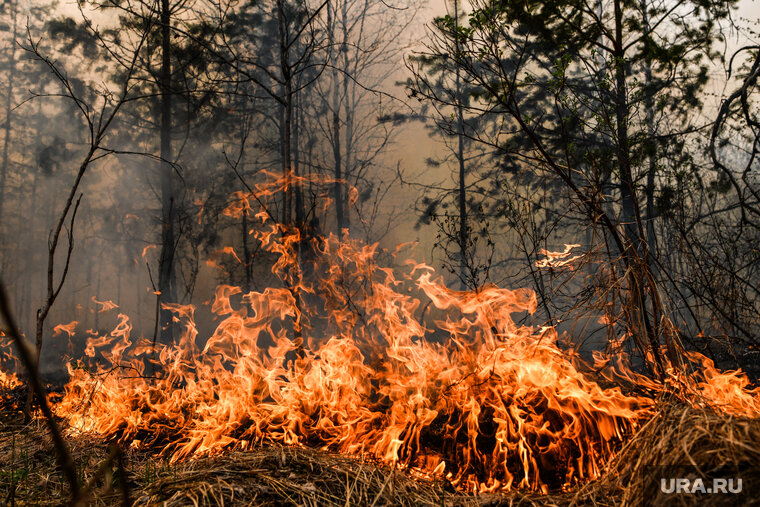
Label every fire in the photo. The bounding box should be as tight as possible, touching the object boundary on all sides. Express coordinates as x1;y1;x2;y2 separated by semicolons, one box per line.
673;351;760;419
92;297;119;313
2;172;758;494
0;369;19;391
535;244;582;269
53;320;78;338
53;227;652;492
0;335;21;409
47;174;654;494
0;334;20;391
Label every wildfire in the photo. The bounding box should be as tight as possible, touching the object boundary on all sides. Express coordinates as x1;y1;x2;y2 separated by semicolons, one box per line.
2;172;759;494
53;224;651;492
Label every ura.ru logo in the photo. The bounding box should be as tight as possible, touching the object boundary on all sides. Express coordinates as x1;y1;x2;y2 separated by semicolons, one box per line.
660;477;742;494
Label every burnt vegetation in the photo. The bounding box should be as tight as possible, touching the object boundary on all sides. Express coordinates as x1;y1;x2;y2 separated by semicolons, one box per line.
0;0;759;505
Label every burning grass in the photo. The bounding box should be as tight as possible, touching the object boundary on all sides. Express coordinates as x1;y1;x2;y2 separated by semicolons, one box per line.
35;174;668;495
1;174;760;504
1;400;758;505
51;230;653;493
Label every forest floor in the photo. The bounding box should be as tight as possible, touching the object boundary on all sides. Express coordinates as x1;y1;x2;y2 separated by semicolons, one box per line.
0;389;758;506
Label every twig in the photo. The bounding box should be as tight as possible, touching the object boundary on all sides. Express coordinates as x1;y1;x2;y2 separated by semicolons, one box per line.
0;280;80;499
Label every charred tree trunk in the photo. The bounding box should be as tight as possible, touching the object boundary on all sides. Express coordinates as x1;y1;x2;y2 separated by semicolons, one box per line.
157;0;176;344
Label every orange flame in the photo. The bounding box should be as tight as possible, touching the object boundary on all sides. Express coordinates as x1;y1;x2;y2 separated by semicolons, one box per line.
53;320;78;338
92;297;119;313
50;175;657;493
536;244;582;270
0;369;19;391
0;172;755;494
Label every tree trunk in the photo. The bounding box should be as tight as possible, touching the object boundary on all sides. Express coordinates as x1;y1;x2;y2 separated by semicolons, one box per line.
641;0;658;265
277;0;293;227
340;0;353;231
276;0;303;359
239;112;253;293
0;0;18;229
157;0;176;344
613;0;663;375
454;0;468;290
328;0;344;233
293;91;305;227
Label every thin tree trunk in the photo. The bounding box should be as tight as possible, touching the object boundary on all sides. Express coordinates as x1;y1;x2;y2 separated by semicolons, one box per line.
157;0;176;344
613;0;663;375
239;112;253;293
277;0;293;226
454;0;468;290
340;0;352;231
0;0;18;229
293;91;304;227
328;0;344;232
28;143;93;418
276;0;303;358
641;0;658;265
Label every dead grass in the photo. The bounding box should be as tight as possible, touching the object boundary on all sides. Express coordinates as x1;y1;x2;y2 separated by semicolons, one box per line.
135;447;469;506
575;399;760;506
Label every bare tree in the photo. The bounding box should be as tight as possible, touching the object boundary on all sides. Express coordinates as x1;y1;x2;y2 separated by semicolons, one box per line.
311;0;419;234
22;17;147;413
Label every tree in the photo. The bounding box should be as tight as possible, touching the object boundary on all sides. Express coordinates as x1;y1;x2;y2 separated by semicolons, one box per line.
410;0;738;375
408;0;499;290
329;0;417;234
52;0;229;343
18;11;147;418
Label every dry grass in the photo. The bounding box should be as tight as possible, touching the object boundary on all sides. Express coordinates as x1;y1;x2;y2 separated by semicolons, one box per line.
0;399;758;506
0;412;125;506
135;447;470;506
575;400;760;506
